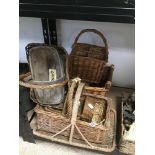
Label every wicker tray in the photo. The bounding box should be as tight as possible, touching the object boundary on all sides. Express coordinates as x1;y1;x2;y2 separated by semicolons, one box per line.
34;80;116;152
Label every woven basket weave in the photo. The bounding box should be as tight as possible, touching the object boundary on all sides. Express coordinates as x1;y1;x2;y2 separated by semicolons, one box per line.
34;80;116;152
69;29;109;84
80;64;115;96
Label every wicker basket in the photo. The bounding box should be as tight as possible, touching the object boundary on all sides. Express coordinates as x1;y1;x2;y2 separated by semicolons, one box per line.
25;43;69;105
119;98;135;155
80;64;115;96
19;43;69;106
69;29;109;84
34;79;116;152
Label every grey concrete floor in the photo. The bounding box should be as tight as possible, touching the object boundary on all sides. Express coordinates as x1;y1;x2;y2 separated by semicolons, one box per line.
19;86;134;155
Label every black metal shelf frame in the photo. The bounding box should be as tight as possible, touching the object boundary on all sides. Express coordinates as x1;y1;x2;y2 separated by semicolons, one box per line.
20;0;135;24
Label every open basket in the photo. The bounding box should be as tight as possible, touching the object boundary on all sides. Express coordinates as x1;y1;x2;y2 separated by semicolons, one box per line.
82;64;115;96
33;79;116;152
119;97;135;155
69;29;109;84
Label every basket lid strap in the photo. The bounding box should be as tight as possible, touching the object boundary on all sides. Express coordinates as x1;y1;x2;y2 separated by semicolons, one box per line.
72;29;108;52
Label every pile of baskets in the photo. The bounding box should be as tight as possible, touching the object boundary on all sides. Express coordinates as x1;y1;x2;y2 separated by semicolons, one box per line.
19;29;133;153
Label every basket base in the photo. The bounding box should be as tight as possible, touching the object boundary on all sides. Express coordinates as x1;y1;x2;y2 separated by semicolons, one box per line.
33;129;115;153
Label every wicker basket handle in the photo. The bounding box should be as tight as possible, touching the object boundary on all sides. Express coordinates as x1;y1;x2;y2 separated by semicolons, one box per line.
66;79;79;117
67;80;112;128
19;72;68;89
73;29;108;52
104;98;112;128
71;82;85;124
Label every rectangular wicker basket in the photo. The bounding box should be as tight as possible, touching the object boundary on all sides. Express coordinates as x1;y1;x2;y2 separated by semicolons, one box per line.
34;81;116;152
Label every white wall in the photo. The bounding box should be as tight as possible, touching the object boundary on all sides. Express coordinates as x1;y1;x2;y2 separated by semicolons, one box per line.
19;17;135;88
19;17;44;62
